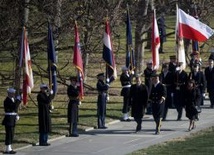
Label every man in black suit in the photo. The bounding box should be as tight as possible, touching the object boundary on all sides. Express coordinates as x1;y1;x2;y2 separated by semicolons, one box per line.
204;54;214;108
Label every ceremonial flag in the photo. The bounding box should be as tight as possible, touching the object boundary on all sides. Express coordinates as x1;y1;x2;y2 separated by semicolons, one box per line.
176;5;186;69
47;23;57;95
177;7;214;42
126;4;135;72
73;21;84;100
151;9;160;70
103;19;117;83
20;27;34;105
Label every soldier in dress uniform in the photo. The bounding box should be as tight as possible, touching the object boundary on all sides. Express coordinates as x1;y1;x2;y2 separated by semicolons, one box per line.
188;63;206;106
96;73;109;129
37;84;53;146
204;54;214;108
168;55;177;74
130;75;148;133
157;15;166;53
149;73;167;134
67;76;80;137
144;60;156;114
174;62;188;121
159;63;174;120
2;88;21;154
120;66;133;121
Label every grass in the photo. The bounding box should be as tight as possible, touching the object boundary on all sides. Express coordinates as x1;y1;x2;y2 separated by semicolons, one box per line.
129;127;214;155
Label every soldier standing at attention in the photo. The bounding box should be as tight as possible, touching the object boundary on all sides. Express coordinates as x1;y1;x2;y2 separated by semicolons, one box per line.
67;76;80;137
120;66;132;121
2;88;21;154
149;73;167;135
96;73;109;129
37;84;53;146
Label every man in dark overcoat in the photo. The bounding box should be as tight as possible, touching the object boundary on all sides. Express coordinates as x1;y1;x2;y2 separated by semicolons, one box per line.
174;62;188;121
37;84;53;146
159;63;174;120
120;66;132;121
149;73;167;134
204;55;214;108
144;60;156;114
96;73;109;129
67;76;80;137
2;88;21;154
130;76;148;133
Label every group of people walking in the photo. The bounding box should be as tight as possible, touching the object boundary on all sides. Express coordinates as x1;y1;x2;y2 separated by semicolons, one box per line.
120;53;214;135
2;53;214;153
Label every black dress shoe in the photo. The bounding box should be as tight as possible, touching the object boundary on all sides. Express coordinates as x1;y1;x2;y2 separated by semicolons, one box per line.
71;134;79;137
98;126;108;129
39;143;50;146
3;150;16;154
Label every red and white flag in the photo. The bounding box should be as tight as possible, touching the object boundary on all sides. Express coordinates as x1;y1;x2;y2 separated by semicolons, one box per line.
22;27;34;105
175;5;186;70
151;9;160;70
177;7;214;42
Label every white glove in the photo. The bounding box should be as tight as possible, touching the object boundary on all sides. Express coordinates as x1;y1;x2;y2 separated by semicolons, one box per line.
131;71;135;75
16;115;20;121
107;95;109;101
171;93;174;97
203;93;206;97
78;101;82;105
106;78;110;83
16;95;22;101
50;90;54;95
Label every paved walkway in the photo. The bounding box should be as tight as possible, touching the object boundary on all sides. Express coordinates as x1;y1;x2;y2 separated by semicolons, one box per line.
12;100;214;155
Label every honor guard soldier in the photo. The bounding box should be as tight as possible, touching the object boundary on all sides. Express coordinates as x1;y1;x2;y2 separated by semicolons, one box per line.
67;76;80;137
174;62;188;121
130;75;148;133
149;73;167;134
168;55;177;74
37;84;53;146
159;63;174;120
96;73;109;129
120;66;133;121
157;15;166;53
2;88;21;154
204;54;214;108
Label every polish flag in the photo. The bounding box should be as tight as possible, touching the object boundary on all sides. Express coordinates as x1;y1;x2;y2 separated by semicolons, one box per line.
176;5;186;70
151;9;160;70
177;8;214;42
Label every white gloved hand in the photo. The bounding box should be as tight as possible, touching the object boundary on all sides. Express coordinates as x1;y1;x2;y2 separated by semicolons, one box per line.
171;93;174;97
106;78;110;83
16;95;22;101
203;93;206;97
50;90;54;95
78;101;82;105
16;115;20;121
131;71;135;75
107;96;109;101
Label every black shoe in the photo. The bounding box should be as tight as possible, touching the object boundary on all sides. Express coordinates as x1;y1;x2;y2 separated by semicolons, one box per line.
177;118;182;121
39;143;50;146
98;126;108;129
3;150;16;154
71;134;79;137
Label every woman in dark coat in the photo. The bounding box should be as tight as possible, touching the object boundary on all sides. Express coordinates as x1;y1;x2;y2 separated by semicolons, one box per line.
130;76;148;133
67;76;80;137
184;79;201;131
37;84;53;146
149;73;167;134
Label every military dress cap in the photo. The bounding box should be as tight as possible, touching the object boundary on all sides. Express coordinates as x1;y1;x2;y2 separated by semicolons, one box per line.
121;66;128;71
169;55;176;59
97;73;105;77
209;54;214;60
7;87;16;93
70;76;77;81
147;59;153;64
40;84;48;89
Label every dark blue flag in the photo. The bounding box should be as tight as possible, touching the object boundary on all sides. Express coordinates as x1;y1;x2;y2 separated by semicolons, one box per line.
47;23;57;95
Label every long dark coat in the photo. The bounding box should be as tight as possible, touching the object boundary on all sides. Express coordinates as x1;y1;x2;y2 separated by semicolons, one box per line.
184;87;201;120
130;84;148;119
150;83;167;120
2;97;21;127
67;85;79;123
37;92;52;133
204;67;214;92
